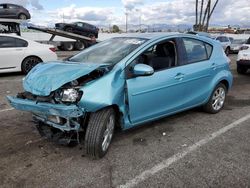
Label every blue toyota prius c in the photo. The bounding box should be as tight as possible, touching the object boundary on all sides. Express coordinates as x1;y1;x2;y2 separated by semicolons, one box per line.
7;33;233;159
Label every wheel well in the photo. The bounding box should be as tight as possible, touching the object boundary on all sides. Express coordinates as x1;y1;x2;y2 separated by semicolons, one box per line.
22;56;43;64
110;105;123;129
64;26;72;31
220;80;229;91
18;13;25;16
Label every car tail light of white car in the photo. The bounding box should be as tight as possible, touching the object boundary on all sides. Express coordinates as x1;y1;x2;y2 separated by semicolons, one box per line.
49;47;56;52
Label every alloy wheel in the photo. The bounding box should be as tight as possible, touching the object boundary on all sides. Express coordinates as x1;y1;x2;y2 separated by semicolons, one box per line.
102;115;115;152
212;87;226;111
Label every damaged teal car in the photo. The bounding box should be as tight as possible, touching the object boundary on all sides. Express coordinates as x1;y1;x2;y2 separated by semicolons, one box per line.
7;34;233;158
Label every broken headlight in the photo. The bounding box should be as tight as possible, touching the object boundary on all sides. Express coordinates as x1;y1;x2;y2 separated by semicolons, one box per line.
57;88;82;103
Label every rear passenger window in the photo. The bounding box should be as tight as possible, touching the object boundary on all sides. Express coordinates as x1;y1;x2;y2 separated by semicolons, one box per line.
15;38;28;47
183;38;212;64
0;36;28;48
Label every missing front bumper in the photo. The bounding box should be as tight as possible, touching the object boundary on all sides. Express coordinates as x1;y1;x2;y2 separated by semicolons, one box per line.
7;96;84;118
7;96;85;131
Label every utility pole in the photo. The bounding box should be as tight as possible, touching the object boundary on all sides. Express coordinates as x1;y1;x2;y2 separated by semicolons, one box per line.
125;12;128;33
136;9;141;32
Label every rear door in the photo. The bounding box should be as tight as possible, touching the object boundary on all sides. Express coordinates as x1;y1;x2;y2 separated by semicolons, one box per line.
0;36;26;70
179;37;215;106
7;4;19;17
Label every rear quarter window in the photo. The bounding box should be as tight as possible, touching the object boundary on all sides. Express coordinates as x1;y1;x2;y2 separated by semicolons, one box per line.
15;38;28;47
0;36;28;48
183;38;213;64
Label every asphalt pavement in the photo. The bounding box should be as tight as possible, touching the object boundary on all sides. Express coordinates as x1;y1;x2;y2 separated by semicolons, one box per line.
0;53;250;188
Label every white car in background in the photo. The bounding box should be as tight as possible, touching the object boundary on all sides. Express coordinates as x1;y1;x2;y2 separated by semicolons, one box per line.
0;34;57;74
237;37;250;74
214;35;232;56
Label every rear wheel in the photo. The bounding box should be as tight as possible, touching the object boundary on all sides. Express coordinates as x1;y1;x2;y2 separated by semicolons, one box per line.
18;13;27;20
85;108;115;159
65;27;73;33
74;41;85;50
63;43;74;51
203;83;227;114
21;56;42;74
237;65;248;74
225;47;230;56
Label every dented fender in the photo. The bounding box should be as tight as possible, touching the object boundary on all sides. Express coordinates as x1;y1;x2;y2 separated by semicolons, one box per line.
78;66;126;115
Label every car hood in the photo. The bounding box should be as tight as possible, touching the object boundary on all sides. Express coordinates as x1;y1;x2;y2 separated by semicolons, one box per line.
23;61;105;96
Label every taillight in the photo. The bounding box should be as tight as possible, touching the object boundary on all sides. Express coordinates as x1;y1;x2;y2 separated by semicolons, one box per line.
49;47;56;52
240;46;249;51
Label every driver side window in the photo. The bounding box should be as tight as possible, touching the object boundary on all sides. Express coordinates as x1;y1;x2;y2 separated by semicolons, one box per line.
130;39;177;71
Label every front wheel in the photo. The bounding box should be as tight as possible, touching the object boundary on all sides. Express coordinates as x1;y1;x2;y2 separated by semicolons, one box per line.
85;108;115;159
203;83;227;114
18;13;27;20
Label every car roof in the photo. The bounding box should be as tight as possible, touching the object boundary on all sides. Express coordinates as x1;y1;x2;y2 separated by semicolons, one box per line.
110;32;215;43
0;33;24;38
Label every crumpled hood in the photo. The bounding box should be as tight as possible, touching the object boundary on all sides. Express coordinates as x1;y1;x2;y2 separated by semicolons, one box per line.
23;61;103;96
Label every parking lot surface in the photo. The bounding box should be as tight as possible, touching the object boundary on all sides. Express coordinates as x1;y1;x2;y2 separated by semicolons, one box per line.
0;53;250;188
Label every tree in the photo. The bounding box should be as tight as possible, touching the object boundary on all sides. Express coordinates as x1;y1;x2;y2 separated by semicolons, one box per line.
194;0;219;32
112;25;120;33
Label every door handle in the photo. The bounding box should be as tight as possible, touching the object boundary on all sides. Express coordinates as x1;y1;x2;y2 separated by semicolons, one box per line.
211;63;217;70
15;49;23;51
174;73;185;80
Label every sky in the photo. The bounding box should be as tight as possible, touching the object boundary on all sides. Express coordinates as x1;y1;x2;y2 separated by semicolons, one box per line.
1;0;250;28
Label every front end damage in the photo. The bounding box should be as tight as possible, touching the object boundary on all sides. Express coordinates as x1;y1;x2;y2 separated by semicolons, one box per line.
7;93;86;144
7;61;114;145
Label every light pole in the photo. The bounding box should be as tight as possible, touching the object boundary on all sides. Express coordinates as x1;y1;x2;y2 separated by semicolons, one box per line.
125;12;128;33
136;9;141;32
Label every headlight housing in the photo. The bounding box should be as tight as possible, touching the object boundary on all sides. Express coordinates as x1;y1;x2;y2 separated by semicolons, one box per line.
58;88;82;103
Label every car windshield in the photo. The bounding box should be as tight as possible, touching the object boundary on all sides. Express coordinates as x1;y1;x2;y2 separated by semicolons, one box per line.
68;37;147;64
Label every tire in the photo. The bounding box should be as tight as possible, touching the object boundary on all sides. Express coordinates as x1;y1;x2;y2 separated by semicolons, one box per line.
225;47;230;56
85;108;115;159
203;83;227;114
237;65;248;74
88;34;95;38
21;56;42;74
74;41;85;51
18;13;27;20
65;27;73;33
63;43;74;51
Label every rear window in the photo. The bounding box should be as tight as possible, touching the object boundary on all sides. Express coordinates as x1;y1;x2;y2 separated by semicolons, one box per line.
183;38;213;64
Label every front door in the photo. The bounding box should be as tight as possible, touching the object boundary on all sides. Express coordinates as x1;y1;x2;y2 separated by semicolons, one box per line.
126;38;188;124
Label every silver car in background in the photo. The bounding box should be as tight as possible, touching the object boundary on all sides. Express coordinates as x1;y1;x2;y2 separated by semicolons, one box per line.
230;39;246;53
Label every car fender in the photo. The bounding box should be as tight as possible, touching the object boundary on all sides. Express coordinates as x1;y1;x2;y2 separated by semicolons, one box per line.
78;67;126;115
204;69;233;103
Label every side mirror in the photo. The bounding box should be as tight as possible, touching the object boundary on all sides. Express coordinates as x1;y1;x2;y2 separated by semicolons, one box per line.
133;64;154;76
